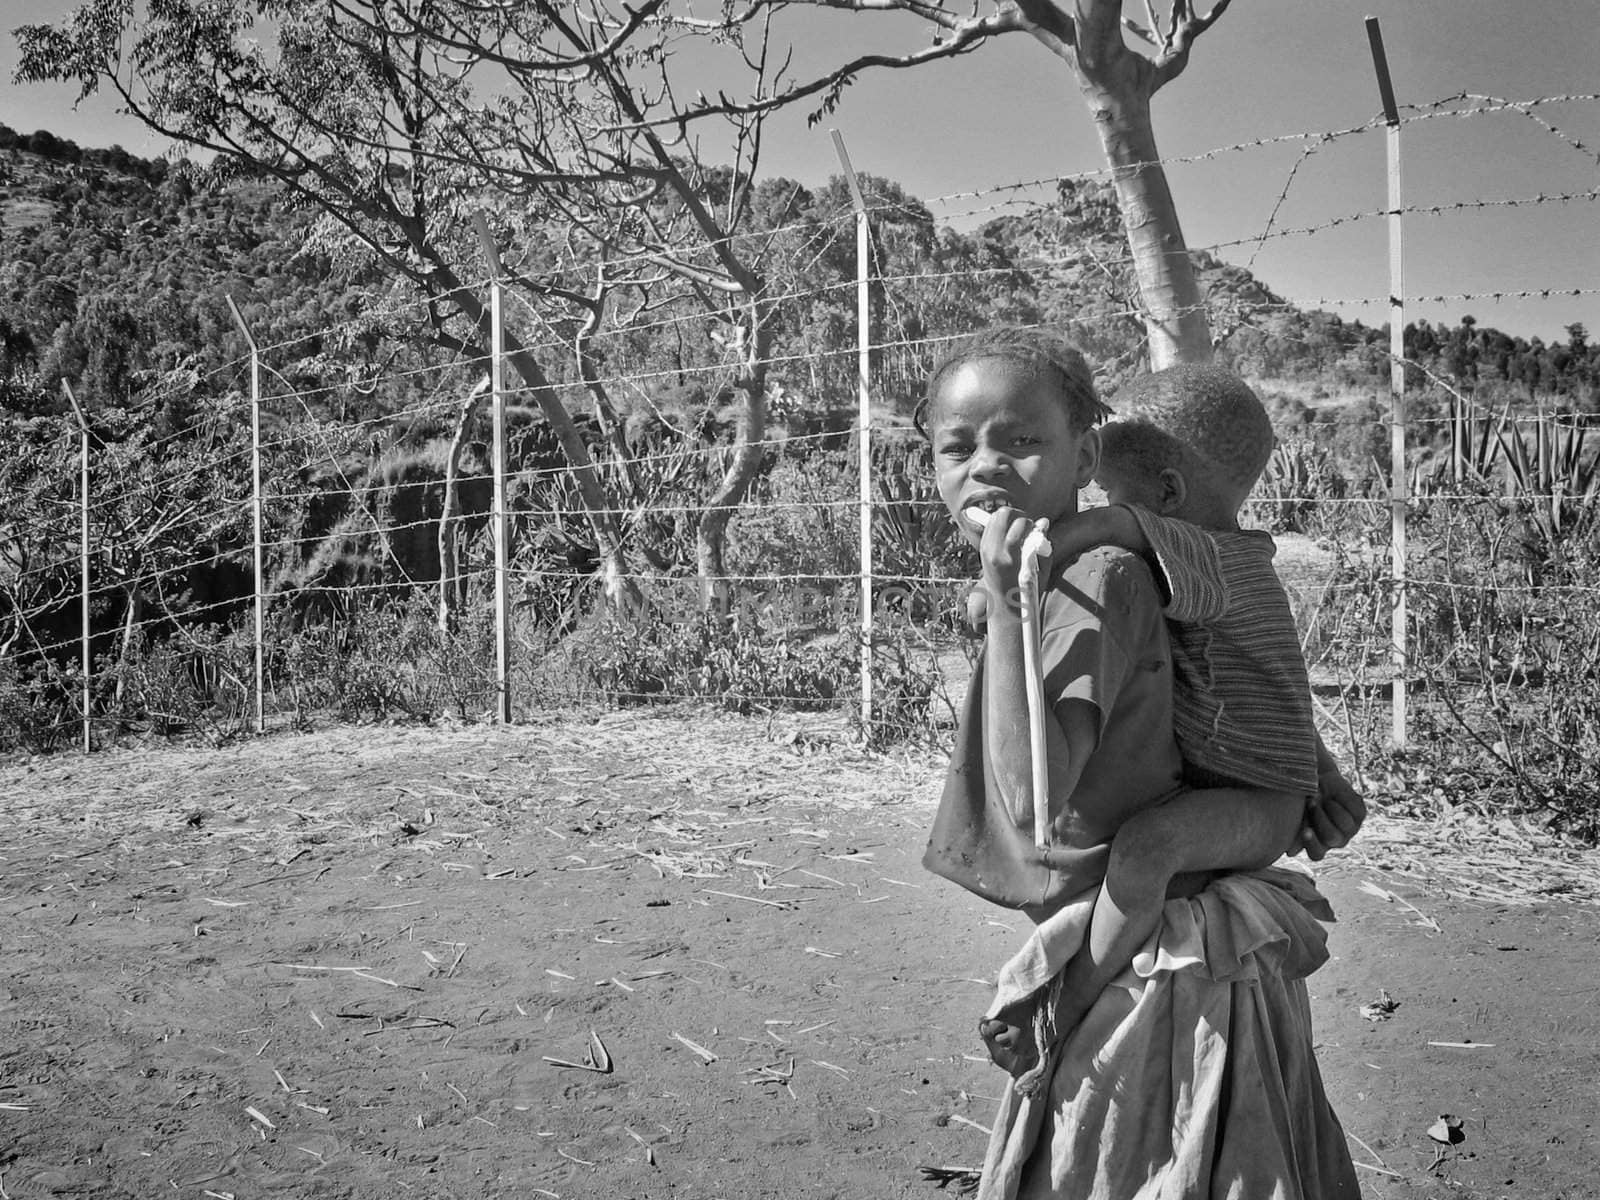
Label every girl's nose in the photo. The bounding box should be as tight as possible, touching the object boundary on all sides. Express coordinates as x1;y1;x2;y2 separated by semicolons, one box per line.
970;445;1010;479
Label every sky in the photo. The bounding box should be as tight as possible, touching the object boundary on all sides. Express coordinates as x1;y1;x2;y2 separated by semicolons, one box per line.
3;0;1597;342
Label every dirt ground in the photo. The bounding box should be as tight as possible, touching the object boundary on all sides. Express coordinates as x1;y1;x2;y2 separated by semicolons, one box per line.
2;712;1598;1200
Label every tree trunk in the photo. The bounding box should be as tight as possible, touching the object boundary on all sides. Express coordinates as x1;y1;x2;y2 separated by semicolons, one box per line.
1012;0;1218;368
438;379;489;634
436;271;640;611
696;324;771;616
114;583;143;710
503;343;641;611
1078;79;1213;368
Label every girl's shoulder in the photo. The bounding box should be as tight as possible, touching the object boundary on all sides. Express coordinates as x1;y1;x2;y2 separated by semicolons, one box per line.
1053;543;1159;596
1047;545;1165;630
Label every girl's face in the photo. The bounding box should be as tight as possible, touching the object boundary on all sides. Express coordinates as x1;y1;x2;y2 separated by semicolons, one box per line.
928;357;1099;545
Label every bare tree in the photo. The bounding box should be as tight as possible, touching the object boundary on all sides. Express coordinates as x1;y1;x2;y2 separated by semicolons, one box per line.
16;0;1234;643
611;0;1233;367
1003;0;1229;366
14;0;818;607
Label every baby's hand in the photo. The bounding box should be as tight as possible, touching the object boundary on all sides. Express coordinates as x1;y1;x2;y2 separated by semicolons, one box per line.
1045;509;1106;562
1294;768;1367;860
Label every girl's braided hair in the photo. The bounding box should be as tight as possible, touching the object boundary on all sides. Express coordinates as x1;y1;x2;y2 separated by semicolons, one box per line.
913;326;1112;438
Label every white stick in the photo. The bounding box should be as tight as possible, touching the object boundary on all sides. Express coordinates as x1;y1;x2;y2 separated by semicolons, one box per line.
965;509;1055;847
62;382;90;753
1017;520;1053;849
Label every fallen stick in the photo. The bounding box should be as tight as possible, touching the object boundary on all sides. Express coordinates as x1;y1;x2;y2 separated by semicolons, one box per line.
1358;880;1443;933
700;889;792;910
1353;1162;1405;1179
671;1032;718;1063
947;1113;992;1136
279;964;418;990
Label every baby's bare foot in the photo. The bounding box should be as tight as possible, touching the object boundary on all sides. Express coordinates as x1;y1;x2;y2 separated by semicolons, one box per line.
978;1003;1039;1077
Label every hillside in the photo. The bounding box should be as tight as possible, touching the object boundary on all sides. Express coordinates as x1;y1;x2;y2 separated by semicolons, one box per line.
2;122;1597;434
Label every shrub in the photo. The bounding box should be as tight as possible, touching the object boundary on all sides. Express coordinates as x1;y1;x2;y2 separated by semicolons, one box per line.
0;659;72;753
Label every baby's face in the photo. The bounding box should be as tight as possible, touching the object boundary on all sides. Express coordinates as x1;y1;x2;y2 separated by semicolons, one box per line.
927;357;1098;545
1092;456;1166;512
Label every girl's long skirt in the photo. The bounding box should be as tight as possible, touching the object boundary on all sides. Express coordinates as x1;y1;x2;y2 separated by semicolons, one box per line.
979;864;1362;1200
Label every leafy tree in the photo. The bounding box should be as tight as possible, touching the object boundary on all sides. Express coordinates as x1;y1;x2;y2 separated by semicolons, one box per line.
0;413;82;668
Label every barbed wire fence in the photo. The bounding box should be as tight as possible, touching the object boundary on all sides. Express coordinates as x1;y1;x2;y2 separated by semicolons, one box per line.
3;83;1598;826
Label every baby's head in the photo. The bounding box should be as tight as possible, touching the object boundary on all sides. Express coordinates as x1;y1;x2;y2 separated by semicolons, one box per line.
1097;364;1274;526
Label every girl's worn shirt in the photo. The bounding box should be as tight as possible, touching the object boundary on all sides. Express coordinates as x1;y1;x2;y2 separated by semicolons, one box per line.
923;546;1184;913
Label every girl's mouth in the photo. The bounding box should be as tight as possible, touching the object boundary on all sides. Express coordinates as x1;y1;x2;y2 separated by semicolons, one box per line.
962;497;1014;528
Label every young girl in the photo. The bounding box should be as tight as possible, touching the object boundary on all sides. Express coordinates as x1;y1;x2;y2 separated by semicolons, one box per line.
919;327;1360;1199
975;363;1367;1087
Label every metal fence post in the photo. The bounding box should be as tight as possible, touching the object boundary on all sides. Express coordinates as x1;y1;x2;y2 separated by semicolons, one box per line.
831;130;874;738
62;381;91;752
472;213;513;724
226;296;266;735
1368;17;1408;749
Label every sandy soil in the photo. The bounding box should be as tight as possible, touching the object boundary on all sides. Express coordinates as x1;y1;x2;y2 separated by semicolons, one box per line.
2;714;1597;1200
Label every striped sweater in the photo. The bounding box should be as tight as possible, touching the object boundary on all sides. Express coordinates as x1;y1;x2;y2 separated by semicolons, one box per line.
1123;506;1320;796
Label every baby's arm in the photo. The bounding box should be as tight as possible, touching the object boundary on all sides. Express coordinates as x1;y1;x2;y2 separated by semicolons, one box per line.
1048;504;1153;564
966;506;1153;629
1054;505;1229;623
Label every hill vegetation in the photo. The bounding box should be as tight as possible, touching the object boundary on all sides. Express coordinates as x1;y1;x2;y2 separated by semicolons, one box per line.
2;127;1598;843
2;122;1596;434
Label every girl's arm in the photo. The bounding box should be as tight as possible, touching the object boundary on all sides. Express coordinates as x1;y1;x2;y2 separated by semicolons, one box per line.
978;514;1097;829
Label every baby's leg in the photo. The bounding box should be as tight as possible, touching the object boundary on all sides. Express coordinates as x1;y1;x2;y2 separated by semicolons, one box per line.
1062;787;1305;1034
982;787;1304;1083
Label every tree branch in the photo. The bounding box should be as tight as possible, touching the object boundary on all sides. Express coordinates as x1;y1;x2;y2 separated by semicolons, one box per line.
1010;0;1078;58
595;5;1018;134
355;0;670;75
1151;0;1232;90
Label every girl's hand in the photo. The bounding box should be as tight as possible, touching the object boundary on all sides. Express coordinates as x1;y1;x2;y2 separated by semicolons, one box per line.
975;507;1037;624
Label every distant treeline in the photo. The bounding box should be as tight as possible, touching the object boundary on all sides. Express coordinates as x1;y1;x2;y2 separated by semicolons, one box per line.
0;121;171;183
